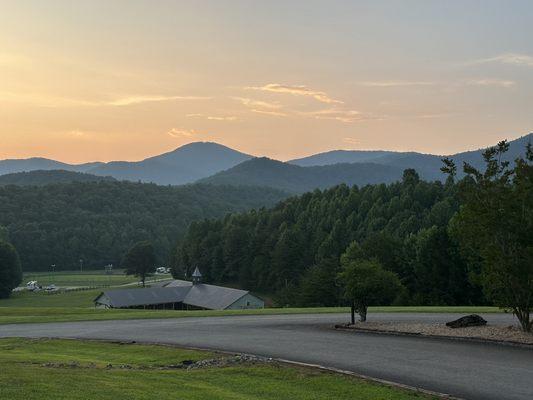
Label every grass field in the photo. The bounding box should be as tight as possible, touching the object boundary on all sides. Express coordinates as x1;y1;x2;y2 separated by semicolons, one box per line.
22;270;172;288
1;271;502;325
0;338;437;400
0;305;503;325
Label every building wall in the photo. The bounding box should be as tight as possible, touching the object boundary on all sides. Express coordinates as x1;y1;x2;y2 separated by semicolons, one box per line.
94;294;112;309
226;293;264;310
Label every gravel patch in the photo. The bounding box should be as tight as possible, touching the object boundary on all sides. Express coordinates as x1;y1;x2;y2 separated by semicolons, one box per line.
337;322;533;345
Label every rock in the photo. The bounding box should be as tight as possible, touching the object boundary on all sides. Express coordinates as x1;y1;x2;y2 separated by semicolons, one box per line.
446;314;487;328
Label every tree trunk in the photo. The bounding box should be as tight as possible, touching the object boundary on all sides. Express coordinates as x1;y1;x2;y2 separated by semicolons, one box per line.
359;306;367;322
350;302;355;325
515;307;532;332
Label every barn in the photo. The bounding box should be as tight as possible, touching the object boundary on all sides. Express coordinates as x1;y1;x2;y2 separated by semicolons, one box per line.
94;268;264;310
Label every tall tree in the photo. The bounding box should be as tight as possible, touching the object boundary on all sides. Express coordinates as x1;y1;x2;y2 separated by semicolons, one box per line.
339;243;404;323
0;240;22;299
122;241;157;287
443;142;533;331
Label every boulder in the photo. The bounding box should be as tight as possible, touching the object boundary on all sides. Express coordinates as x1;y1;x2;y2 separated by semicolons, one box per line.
446;314;487;328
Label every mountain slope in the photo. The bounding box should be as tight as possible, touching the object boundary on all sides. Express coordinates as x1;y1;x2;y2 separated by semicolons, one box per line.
0;157;103;175
199;157;402;193
290;133;533;181
290;150;398;166
0;181;288;271
87;142;252;185
0;170;115;186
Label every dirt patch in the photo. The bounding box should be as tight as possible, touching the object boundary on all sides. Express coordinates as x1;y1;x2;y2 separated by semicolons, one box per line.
336;322;533;346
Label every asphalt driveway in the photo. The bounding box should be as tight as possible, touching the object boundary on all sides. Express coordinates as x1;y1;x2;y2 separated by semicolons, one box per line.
1;312;531;400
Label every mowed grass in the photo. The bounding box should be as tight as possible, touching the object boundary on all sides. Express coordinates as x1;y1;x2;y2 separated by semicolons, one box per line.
0;338;436;400
0;304;503;325
22;270;172;288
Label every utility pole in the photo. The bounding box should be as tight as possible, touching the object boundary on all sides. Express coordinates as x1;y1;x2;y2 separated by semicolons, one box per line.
79;259;83;273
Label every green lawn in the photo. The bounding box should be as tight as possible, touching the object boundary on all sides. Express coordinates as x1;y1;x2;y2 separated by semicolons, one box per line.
0;338;436;400
22;270;172;288
0;305;503;325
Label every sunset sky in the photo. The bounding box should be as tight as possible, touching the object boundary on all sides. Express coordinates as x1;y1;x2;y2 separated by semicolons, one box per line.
1;0;532;163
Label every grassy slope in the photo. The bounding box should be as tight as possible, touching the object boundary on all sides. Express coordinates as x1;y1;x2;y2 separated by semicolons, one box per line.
0;305;502;325
0;338;435;400
21;271;172;287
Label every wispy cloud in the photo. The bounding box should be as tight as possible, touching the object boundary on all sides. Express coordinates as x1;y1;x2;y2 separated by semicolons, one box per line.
467;79;515;88
251;109;288;117
357;80;435;87
246;83;343;104
305;109;363;123
469;53;533;67
186;113;238;121
106;95;210;106
167;128;198;138
233;97;282;109
0;91;210;108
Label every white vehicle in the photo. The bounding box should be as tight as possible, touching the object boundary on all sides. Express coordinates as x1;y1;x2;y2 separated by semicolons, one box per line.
26;281;39;291
156;267;168;274
44;284;58;292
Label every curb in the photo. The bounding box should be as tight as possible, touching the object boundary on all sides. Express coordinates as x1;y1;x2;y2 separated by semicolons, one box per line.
334;325;533;349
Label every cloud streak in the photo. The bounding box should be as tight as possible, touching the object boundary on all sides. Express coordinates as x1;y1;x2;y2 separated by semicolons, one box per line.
469;53;533;67
467;79;515;88
187;113;238;121
357;80;435;87
167;128;198;138
246;83;343;104
106;95;211;106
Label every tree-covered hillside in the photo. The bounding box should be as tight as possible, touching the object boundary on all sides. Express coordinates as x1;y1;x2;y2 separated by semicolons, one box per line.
0;170;115;186
199;157;402;193
174;170;483;306
0;182;287;271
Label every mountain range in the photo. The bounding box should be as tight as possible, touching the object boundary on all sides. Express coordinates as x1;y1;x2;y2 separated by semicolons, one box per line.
0;133;531;191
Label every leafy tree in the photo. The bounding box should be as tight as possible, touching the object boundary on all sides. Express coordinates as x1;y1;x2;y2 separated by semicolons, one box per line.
443;142;533;331
0;240;22;298
296;258;340;307
339;243;403;323
122;241;157;287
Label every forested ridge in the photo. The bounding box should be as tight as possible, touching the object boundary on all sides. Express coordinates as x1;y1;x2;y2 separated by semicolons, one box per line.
0;181;287;271
173;170;485;306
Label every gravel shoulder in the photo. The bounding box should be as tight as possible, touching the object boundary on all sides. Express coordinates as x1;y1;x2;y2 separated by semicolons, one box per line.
336;321;533;346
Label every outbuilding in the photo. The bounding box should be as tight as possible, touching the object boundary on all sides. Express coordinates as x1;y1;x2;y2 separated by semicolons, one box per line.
94;268;264;310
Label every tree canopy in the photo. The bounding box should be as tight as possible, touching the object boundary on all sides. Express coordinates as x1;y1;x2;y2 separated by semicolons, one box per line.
443;141;533;331
0;240;22;298
0;181;287;272
339;246;403;323
122;241;157;287
173;170;482;306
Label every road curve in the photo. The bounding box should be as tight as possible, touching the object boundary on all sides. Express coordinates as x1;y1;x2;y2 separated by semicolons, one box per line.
1;313;532;400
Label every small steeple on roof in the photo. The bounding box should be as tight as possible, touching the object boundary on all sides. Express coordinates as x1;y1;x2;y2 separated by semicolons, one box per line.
192;267;202;278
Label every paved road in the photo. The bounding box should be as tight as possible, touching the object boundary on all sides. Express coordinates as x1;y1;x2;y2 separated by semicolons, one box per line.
1;313;532;400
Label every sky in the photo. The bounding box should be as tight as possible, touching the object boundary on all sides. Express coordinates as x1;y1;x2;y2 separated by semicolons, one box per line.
1;0;532;163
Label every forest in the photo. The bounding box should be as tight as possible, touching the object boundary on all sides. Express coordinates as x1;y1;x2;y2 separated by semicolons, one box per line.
0;181;287;271
173;169;484;306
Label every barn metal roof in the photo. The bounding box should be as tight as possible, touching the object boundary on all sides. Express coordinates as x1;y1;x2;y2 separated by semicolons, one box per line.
95;286;190;308
95;280;252;310
183;284;249;310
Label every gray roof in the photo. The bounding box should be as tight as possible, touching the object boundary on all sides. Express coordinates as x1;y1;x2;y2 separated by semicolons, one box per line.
95;280;252;310
95;286;190;308
183;284;249;310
